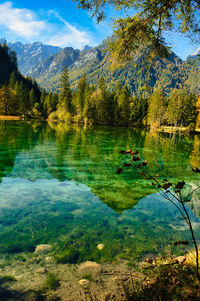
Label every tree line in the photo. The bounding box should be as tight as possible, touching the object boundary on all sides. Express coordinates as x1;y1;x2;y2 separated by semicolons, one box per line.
49;67;199;130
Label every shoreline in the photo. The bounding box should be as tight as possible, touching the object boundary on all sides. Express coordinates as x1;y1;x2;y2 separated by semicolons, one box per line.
0;250;199;301
2;116;200;134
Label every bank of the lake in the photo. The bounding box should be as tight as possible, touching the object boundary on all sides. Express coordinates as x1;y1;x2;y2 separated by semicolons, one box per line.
1;249;200;301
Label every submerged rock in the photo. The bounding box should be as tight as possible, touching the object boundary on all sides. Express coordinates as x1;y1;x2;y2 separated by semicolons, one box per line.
45;256;53;263
78;261;102;276
97;243;104;250
34;244;51;254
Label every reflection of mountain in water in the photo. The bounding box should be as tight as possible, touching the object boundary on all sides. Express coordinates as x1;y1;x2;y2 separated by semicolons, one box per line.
0;120;200;213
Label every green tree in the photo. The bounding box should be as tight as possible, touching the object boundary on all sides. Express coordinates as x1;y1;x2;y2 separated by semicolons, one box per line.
15;82;29;116
59;67;73;114
82;86;94;123
0;85;18;115
147;89;167;128
131;95;148;126
116;85;131;126
74;74;88;118
29;88;35;107
9;72;16;89
91;77;112;124
166;88;197;127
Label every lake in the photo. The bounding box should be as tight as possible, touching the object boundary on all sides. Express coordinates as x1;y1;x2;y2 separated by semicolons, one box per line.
0;120;200;263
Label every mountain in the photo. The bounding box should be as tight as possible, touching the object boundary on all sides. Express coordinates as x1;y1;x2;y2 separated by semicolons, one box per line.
80;45;92;51
8;41;62;75
31;40;200;95
30;47;80;79
7;39;200;95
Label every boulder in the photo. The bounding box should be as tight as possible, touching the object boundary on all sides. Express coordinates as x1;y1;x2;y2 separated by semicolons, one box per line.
78;261;102;277
34;244;51;254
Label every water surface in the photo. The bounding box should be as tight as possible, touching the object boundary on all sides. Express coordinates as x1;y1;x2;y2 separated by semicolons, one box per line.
0;120;200;262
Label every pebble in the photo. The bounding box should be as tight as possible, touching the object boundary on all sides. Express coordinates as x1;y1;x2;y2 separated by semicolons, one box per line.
79;279;89;286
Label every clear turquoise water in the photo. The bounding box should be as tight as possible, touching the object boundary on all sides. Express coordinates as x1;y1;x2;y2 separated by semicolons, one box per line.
0;120;200;262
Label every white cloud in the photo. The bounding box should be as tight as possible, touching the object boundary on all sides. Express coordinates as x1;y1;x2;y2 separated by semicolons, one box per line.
0;2;95;48
0;2;45;38
47;11;94;48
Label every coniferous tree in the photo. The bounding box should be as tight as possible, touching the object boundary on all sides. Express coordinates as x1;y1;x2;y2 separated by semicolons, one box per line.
9;72;16;89
83;86;94;123
74;74;88;118
29;88;35;108
116;85;131;126
147;89;166;128
59;67;73;114
131;95;148;125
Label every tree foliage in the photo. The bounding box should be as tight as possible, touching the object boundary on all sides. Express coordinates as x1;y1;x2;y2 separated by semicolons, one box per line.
73;0;200;61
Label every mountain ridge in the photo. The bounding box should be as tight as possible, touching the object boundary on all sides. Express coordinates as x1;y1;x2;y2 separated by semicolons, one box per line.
7;40;200;95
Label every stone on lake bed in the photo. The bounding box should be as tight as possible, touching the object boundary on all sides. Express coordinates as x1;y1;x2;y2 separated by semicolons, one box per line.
97;243;104;250
34;244;51;254
78;261;102;276
45;256;53;263
79;279;89;286
35;267;47;274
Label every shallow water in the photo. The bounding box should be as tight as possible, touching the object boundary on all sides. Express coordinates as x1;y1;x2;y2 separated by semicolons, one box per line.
0;120;200;262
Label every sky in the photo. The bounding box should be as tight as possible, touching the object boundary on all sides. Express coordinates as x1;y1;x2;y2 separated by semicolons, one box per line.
0;0;199;60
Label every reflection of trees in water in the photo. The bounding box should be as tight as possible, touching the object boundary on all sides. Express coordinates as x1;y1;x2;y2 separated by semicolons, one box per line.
143;131;195;179
0;120;49;182
143;131;200;217
0;121;199;213
190;135;200;169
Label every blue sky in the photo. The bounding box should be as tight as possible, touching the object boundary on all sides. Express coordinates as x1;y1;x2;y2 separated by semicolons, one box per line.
0;1;199;59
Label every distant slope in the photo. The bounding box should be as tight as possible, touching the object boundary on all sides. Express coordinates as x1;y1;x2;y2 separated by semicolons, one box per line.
30;47;80;80
8;41;62;75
